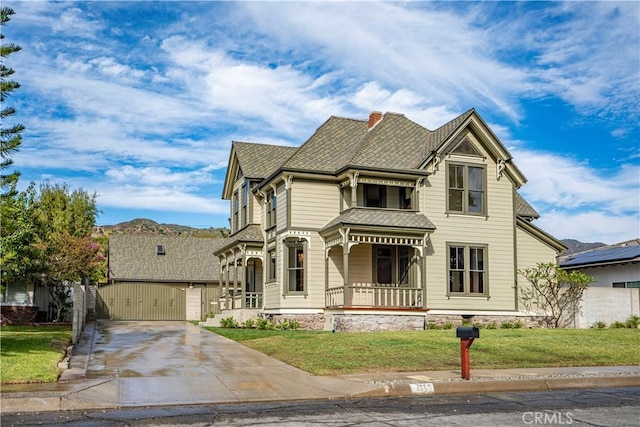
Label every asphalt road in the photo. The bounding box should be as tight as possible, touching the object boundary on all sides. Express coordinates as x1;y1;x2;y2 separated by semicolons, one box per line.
2;386;639;426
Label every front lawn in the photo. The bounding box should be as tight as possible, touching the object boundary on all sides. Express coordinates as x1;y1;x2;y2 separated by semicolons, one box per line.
0;325;72;384
207;327;640;376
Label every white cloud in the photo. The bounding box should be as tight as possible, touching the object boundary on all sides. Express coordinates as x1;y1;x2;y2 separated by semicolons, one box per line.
97;185;228;215
536;211;640;245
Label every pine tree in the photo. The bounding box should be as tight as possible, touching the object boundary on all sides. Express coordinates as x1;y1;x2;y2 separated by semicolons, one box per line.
1;7;25;196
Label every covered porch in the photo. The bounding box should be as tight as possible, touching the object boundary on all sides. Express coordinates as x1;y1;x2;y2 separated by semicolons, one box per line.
321;208;435;310
215;225;264;310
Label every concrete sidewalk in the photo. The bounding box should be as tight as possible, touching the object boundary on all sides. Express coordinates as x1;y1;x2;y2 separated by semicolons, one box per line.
2;321;639;413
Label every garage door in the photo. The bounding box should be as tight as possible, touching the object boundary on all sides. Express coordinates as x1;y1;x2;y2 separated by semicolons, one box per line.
96;282;186;320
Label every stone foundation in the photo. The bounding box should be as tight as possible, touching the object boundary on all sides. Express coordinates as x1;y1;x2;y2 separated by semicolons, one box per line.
331;313;427;332
426;314;547;329
260;313;325;330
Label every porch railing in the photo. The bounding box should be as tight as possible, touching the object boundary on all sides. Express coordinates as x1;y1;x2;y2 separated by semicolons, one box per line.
326;285;423;308
220;292;263;310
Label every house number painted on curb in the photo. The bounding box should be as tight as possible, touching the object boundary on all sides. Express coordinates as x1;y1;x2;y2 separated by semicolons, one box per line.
409;383;435;394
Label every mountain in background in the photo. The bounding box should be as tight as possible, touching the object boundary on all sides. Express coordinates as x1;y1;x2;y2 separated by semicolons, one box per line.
560;239;606;255
94;218;230;238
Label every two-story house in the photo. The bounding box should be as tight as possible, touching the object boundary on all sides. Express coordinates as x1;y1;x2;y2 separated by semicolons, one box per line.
214;110;566;331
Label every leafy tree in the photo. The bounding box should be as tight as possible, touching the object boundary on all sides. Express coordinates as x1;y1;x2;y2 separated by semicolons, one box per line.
0;6;24;196
0;181;102;320
33;183;101;321
519;263;594;328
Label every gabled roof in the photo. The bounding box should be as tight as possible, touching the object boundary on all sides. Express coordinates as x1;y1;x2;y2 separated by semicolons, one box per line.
560;239;640;269
108;234;224;282
423;109;475;157
234;141;297;180
321;208;436;234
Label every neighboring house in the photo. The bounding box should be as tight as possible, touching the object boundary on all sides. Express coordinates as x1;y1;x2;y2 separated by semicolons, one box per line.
215;110;567;331
560;239;640;327
103;234;223;321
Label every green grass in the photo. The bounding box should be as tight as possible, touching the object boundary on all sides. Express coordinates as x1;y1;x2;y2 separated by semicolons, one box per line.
0;325;72;384
207;327;640;376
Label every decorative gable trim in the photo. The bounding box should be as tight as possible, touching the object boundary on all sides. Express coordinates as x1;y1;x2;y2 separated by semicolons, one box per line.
424;111;527;188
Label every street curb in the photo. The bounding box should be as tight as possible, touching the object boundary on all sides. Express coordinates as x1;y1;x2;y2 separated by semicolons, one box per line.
351;375;640;398
3;376;639;414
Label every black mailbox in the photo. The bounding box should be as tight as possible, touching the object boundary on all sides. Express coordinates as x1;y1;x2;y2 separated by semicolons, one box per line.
456;326;480;339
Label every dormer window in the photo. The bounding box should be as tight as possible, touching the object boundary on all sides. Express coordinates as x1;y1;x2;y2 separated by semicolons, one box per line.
156;245;165;255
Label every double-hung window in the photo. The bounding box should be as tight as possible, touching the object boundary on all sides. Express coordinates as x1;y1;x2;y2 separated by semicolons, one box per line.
285;240;306;293
448;164;485;215
448;244;487;295
232;191;239;232
241;183;248;227
267;249;276;282
266;190;277;229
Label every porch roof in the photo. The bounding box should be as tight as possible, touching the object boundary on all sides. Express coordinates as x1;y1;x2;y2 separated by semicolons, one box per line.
320;208;436;234
213;224;264;255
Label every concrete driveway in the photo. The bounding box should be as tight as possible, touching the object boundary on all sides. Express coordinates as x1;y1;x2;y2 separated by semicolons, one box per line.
75;320;377;407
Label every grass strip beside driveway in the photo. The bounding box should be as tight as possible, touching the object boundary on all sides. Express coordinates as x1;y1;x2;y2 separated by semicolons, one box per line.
206;327;640;376
0;325;72;384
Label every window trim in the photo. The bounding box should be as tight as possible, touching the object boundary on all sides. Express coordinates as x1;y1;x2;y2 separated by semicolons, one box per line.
446;162;487;216
266;248;277;283
446;242;488;297
266;190;277;229
284;239;307;295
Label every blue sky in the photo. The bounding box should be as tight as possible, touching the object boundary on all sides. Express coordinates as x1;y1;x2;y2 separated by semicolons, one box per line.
4;1;639;244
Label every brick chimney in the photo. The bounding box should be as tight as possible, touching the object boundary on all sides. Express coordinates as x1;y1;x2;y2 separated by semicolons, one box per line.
368;111;383;129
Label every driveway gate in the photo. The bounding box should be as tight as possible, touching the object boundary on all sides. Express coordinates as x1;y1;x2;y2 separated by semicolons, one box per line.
96;282;187;320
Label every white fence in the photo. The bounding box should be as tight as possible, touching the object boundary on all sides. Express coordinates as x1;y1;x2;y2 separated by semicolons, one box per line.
573;287;640;328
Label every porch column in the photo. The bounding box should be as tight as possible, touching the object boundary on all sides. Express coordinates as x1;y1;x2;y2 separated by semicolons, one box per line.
350;172;359;207
240;245;247;309
340;228;351;307
224;254;230;309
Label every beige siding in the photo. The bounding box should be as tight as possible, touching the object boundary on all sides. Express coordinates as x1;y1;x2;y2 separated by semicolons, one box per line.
290;180;340;229
349;244;373;284
327;246;343;289
516;226;559;302
423;133;517;312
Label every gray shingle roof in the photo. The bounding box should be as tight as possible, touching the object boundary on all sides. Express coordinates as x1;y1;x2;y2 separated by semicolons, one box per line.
109;234;224;282
233;141;297;180
348;113;431;170
214;224;264;255
515;192;540;219
321;208;436;233
281;117;368;172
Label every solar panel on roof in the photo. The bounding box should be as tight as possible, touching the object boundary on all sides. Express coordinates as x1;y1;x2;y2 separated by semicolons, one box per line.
561;246;640;267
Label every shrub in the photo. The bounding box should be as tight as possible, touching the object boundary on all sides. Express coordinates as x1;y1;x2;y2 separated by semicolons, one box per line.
592;321;607;329
442;322;453;330
243;319;255;329
220;316;238;328
288;319;300;330
610;321;626;329
485;322;498;330
625;315;640;329
500;321;514;329
514;320;523;329
255;318;268;330
426;322;442;330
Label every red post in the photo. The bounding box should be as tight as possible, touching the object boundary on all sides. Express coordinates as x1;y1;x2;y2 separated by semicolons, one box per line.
460;338;474;380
